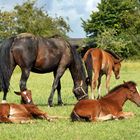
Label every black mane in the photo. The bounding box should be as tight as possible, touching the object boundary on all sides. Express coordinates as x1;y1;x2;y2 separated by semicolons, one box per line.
107;81;137;95
104;49;120;60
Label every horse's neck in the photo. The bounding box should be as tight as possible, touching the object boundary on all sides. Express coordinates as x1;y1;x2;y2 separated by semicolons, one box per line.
103;88;128;107
69;47;86;87
69;61;83;86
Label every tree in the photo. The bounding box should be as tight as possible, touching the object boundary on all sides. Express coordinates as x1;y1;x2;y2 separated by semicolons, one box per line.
0;0;70;40
82;0;140;58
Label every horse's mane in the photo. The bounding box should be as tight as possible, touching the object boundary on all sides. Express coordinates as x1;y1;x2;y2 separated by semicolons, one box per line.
107;81;137;95
16;33;35;38
104;49;120;60
49;34;63;38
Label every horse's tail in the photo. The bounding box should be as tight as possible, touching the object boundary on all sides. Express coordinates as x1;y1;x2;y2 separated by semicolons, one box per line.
83;49;93;86
0;37;15;93
70;110;81;121
69;44;87;80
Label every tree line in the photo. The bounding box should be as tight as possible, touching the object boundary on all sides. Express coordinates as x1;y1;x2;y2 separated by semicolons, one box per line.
82;0;140;59
0;0;140;59
0;0;70;41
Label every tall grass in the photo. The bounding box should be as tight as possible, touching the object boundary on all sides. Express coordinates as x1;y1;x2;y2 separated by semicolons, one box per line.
0;61;140;140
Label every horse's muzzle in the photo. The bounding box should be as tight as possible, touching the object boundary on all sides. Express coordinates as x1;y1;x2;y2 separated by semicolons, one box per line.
116;75;120;79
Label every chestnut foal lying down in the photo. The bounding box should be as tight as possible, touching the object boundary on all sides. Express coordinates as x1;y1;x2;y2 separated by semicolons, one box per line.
0;103;56;123
0;90;63;123
71;81;140;122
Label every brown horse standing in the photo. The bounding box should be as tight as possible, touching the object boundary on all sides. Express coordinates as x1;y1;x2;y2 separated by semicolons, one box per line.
83;48;123;99
71;81;140;122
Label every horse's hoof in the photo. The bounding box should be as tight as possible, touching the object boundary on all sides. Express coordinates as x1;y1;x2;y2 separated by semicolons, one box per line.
48;104;53;107
57;102;64;106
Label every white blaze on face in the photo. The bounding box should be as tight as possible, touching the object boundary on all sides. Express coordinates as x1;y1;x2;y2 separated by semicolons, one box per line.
23;91;31;103
136;86;140;95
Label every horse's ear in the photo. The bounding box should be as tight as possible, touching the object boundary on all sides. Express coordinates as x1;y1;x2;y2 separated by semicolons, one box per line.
14;91;21;96
119;58;124;63
115;58;124;64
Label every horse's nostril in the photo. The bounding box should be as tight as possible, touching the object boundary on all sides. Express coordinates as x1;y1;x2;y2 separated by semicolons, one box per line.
116;75;120;79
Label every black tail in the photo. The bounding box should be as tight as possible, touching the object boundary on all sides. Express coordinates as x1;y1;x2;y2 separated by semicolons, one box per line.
0;37;15;93
83;52;93;86
69;45;87;81
71;111;80;122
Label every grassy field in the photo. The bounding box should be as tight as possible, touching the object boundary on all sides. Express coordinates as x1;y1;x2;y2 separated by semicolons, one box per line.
0;61;140;140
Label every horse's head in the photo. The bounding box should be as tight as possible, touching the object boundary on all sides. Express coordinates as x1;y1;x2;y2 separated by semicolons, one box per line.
14;90;33;104
73;81;88;100
113;59;123;79
124;81;140;107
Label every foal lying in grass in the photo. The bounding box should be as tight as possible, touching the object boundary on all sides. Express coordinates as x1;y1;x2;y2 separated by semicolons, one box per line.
71;81;140;122
0;103;57;123
0;90;63;123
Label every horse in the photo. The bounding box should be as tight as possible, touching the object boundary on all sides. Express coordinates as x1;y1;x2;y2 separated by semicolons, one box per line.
0;33;88;107
71;81;140;122
0;103;63;123
83;48;123;99
14;90;33;104
0;90;68;123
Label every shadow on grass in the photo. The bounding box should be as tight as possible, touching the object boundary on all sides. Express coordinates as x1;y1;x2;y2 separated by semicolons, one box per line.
36;103;75;107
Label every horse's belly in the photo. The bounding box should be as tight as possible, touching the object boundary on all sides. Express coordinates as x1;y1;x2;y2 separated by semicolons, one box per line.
33;54;62;73
31;63;59;73
9;105;32;122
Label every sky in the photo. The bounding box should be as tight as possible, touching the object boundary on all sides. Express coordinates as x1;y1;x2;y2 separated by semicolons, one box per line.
0;0;100;38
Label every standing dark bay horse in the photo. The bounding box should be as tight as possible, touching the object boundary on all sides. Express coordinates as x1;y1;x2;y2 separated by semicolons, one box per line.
71;81;140;122
83;48;123;99
0;33;88;106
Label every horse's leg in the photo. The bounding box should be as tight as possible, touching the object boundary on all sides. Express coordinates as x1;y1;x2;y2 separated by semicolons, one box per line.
53;71;63;106
48;67;66;107
117;112;135;119
95;114;116;122
91;71;99;99
2;92;8;103
2;65;16;103
20;68;31;91
106;73;111;94
25;105;58;121
97;73;103;99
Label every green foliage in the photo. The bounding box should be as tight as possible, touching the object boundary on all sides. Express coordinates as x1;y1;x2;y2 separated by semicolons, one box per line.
95;29;133;58
82;0;140;59
0;0;70;39
0;11;17;40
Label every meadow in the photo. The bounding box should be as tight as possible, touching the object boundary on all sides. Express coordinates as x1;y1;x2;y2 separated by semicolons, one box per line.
0;61;140;140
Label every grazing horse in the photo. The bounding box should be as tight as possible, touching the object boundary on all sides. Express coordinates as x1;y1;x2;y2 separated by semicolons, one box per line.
0;33;88;107
83;48;123;99
0;103;61;123
71;81;140;122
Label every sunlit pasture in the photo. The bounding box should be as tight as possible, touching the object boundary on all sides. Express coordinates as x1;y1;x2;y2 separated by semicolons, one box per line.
0;61;140;140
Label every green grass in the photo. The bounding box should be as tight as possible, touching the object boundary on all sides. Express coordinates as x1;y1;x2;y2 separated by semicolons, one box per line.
1;61;140;140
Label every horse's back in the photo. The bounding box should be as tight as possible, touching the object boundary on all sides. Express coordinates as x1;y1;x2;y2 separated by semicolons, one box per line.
32;37;72;73
71;99;101;121
83;48;102;60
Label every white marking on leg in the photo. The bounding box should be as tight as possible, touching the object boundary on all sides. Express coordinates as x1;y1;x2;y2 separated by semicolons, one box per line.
2;100;7;103
96;114;115;121
136;86;140;94
91;89;94;99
